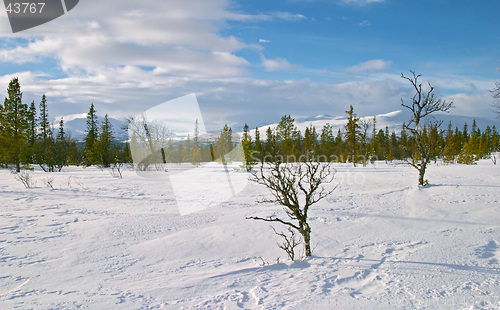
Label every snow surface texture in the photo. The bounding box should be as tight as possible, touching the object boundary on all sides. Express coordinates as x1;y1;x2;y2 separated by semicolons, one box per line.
1;160;499;309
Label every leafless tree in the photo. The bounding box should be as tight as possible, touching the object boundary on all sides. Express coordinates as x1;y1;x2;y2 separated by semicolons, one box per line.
359;118;371;167
126;114;172;171
247;156;336;258
272;227;302;260
401;71;454;186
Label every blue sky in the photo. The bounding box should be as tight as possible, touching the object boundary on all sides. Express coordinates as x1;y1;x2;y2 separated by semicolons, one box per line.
0;0;498;130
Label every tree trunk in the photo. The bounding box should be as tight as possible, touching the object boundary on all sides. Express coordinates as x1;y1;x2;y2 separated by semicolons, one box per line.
300;222;312;257
418;164;426;186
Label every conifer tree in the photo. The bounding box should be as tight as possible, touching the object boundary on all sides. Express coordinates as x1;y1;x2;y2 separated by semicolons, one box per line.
320;123;334;160
121;143;133;163
67;141;81;165
39;94;50;139
182;134;192;163
191;120;202;165
275;115;297;158
264;126;278;162
344;105;360;166
303;125;319;155
254;127;262;162
25;100;37;164
1;78;29;172
369;116;377;161
241;123;256;171
34;94;57;172
216;124;232;164
443;122;458;163
55;118;69;171
335;129;345;162
95;114;114;167
359;119;371;166
84;103;99;166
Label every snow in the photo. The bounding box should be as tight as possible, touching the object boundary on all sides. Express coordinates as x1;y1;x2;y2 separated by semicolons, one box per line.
1;160;499;309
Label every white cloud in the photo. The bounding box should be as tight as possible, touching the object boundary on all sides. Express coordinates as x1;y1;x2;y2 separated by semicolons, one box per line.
0;0;496;132
262;57;293;72
271;12;307;21
340;0;385;5
0;0;253;78
345;59;392;73
259;39;271;43
358;20;372;27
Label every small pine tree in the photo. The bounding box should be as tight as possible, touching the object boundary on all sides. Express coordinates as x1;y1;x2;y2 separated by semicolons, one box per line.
67;141;81;166
191;120;202;165
55;118;69;171
84;103;99;166
241;123;256;171
344;105;360;166
320;123;334;159
215;124;232;164
254;127;262;162
39;94;50;139
457;139;477;165
96;114;114;167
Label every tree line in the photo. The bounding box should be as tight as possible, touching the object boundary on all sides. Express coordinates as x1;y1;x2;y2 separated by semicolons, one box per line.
238;110;499;167
0;78;131;172
1;77;499;173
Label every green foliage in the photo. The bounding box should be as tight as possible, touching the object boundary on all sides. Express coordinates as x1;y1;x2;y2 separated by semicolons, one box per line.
84;103;99;166
0;78;29;172
214;124;233;164
344;105;360;166
1;78;499;172
94;114;115;168
241;123;256;171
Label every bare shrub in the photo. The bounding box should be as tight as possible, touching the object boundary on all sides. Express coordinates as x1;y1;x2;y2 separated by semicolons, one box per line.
110;163;124;178
15;170;36;188
42;176;55;189
272;227;302;261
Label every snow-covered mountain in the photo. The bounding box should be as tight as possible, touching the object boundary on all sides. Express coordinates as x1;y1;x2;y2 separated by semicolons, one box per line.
251;110;500;137
57;110;500;142
53;114;128;142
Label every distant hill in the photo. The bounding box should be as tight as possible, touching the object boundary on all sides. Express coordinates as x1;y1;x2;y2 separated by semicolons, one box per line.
54;114;128;142
56;111;499;142
247;110;500;137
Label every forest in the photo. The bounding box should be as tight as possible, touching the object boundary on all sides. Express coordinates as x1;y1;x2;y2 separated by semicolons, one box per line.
1;77;499;173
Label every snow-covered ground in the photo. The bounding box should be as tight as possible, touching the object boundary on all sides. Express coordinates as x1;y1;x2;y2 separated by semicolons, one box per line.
1;160;499;309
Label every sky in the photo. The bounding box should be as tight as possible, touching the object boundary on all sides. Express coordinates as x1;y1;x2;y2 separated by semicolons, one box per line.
0;0;499;131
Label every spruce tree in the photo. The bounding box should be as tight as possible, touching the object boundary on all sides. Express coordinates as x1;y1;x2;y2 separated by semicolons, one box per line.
216;124;232;164
241;123;256;171
191;120;202;165
25;100;37;164
96;114;114;167
344;105;360;166
1;78;29;172
39;94;50;139
55;118;69;171
320;123;334;159
254;127;262;162
84;103;99;166
34;94;56;172
275;115;297;158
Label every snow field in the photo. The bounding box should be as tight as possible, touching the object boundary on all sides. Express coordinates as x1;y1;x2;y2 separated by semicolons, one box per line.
0;161;499;309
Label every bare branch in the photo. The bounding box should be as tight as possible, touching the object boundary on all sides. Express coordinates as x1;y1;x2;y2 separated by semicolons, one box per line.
246;216;300;231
